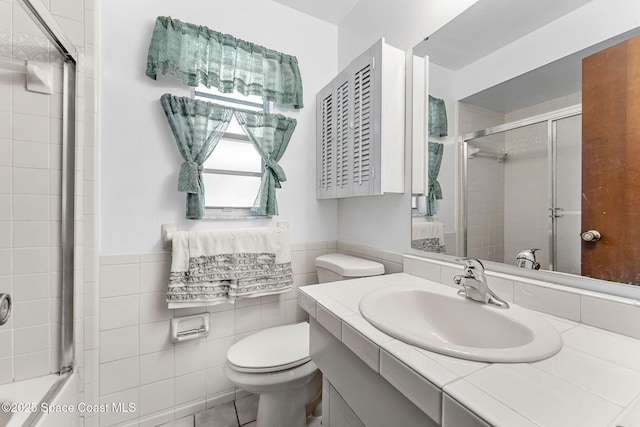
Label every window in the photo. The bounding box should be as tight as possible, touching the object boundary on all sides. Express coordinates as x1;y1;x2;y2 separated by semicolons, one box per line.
193;87;269;216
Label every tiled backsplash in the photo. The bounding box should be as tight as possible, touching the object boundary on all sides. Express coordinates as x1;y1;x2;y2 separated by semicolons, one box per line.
404;255;640;340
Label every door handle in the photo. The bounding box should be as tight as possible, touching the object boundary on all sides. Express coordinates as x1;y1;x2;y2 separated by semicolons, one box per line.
581;230;601;242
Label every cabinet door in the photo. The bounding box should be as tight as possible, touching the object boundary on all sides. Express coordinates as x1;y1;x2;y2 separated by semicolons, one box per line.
335;73;353;198
350;46;377;197
316;82;336;199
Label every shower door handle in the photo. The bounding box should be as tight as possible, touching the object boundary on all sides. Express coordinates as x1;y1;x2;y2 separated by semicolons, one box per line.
549;207;564;218
581;230;601;242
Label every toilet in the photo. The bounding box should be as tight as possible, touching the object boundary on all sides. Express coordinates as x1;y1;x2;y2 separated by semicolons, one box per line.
314;253;386;283
224;253;385;427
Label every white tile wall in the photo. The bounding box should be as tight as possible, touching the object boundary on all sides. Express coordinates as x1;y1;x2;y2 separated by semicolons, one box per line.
459;102;506;263
96;242;328;426
459;93;582;267
0;0;97;426
0;0;65;388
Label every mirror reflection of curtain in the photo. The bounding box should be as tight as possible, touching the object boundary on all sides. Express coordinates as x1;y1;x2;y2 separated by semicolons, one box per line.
426;141;444;216
428;95;448;137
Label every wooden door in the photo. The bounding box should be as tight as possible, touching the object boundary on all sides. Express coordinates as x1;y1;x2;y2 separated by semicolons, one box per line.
582;35;640;284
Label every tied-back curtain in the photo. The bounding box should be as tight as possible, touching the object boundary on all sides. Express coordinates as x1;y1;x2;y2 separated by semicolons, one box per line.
427;141;444;216
235;111;296;216
146;16;304;109
160;93;233;219
429;95;448;137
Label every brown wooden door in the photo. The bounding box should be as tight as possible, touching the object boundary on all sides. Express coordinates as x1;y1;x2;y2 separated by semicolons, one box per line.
582;35;640;284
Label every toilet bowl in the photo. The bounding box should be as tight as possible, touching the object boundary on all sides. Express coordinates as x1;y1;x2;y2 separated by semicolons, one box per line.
224;253;385;427
224;323;321;427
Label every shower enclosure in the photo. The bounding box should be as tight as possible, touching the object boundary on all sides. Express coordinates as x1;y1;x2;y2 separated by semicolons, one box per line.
0;0;77;424
460;105;582;274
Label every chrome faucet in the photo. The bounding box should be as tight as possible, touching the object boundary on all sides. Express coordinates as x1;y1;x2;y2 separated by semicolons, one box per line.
453;258;509;309
516;249;541;270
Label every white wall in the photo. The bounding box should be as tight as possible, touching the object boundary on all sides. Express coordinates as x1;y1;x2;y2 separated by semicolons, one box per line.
335;0;479;253
336;0;640;255
337;0;480;69
452;0;640;101
100;0;339;254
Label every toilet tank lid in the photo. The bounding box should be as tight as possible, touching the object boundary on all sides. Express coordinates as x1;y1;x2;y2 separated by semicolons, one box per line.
314;253;385;277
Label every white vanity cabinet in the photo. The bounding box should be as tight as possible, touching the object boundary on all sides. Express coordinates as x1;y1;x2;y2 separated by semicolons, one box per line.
316;38;405;199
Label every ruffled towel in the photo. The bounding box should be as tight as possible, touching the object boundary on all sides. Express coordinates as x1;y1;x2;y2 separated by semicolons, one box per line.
411;221;446;253
167;227;292;308
412;221;444;242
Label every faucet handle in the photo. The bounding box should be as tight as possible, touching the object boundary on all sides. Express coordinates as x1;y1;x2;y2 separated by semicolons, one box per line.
455;257;485;272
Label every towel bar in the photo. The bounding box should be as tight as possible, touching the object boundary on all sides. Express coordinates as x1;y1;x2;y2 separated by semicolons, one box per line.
161;222;289;249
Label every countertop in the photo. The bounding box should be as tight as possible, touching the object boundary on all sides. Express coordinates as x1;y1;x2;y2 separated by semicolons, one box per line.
298;273;640;427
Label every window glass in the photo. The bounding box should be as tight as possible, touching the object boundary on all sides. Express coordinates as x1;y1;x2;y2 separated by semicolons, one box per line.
194;87;268;214
202;174;262;208
203;139;262;173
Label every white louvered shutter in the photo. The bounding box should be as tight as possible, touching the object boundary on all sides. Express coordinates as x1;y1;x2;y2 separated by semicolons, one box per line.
335;78;353;197
316;85;336;199
315;39;403;200
351;54;375;197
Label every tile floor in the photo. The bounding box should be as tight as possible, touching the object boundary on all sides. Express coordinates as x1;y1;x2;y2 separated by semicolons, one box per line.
161;394;259;427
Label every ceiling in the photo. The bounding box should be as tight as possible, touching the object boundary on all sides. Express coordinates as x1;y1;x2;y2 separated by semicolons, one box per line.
461;26;640;113
271;0;359;25
413;0;593;70
270;0;620;114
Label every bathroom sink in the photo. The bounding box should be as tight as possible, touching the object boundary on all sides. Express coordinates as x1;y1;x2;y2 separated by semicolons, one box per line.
359;285;562;362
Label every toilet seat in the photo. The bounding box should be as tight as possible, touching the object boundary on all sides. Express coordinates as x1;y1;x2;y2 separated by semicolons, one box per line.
227;322;310;373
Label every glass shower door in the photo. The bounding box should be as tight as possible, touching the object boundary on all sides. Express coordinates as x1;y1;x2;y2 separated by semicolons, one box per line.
552;114;582;274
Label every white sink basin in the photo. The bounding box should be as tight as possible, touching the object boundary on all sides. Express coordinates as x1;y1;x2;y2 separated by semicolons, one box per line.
359;285;562;363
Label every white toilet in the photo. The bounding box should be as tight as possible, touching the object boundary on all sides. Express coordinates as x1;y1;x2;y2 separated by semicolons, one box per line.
224;253;385;427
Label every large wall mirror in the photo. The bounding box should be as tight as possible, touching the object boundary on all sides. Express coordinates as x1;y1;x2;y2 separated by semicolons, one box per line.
410;0;640;300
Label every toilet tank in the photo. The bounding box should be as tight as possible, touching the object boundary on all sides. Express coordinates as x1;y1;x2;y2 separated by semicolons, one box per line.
315;253;385;283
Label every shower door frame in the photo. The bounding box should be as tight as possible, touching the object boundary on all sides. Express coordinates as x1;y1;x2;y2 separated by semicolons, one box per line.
17;0;78;374
458;104;582;270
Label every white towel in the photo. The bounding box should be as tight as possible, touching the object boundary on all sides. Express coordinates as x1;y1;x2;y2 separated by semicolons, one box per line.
167;227;292;309
412;221;445;243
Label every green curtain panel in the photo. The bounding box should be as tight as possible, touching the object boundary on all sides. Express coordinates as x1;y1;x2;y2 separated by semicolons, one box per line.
160;93;233;219
428;95;448;137
235;110;297;216
147;16;304;109
426;141;444;216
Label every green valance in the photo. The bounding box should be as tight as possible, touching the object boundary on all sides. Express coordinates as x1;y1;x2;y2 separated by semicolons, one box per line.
147;16;304;109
